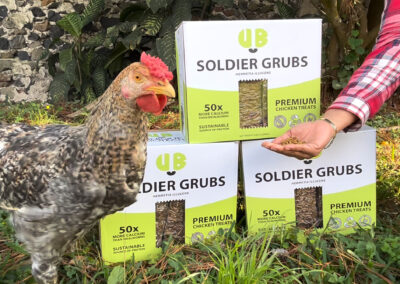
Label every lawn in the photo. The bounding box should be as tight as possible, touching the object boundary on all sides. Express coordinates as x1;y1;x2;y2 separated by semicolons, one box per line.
0;101;399;283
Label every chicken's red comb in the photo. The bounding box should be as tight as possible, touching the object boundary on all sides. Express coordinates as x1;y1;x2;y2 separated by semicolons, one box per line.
140;52;173;81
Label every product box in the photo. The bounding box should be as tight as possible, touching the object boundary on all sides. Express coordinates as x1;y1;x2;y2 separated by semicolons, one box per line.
241;126;376;233
175;19;322;143
100;131;238;263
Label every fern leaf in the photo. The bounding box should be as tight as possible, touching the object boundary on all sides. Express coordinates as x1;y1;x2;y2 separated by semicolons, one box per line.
92;67;106;96
104;25;120;48
146;0;169;13
121;29;142;50
120;3;148;22
57;13;83;37
141;12;163;36
83;86;96;103
59;48;74;72
104;42;128;70
64;60;77;85
81;49;94;77
118;22;137;33
85;32;106;48
160;0;191;36
156;31;176;72
92;48;110;69
49;73;71;102
276;1;296;19
82;0;105;27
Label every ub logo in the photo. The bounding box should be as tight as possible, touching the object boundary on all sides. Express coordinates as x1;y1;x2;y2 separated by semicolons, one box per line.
238;28;268;53
156;152;186;176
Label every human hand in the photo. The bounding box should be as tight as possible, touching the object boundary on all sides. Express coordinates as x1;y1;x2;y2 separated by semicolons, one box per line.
261;119;336;159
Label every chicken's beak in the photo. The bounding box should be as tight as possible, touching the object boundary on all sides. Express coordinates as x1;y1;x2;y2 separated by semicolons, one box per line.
146;81;175;98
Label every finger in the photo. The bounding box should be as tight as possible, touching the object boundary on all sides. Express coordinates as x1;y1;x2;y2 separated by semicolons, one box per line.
262;144;313;159
262;141;322;159
283;144;322;158
278;149;314;160
271;131;292;144
261;142;286;152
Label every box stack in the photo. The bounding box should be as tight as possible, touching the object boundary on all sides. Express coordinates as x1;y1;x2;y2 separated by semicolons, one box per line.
100;131;238;262
100;19;376;263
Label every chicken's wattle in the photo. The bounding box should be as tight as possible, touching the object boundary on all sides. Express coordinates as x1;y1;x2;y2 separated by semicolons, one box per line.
136;94;167;115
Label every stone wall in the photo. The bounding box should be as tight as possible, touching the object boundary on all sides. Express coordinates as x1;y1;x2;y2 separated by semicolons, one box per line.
0;0;318;103
0;0;130;102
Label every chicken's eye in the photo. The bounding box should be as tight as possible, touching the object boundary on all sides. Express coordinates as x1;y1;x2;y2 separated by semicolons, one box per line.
132;73;143;83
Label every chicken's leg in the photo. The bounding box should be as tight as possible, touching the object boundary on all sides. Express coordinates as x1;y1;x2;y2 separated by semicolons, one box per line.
31;252;59;284
11;211;67;284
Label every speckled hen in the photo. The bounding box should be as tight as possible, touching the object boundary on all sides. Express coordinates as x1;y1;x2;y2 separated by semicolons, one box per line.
0;53;175;284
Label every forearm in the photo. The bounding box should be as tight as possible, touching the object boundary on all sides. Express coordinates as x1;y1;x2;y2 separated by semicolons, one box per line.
322;109;358;132
328;0;400;131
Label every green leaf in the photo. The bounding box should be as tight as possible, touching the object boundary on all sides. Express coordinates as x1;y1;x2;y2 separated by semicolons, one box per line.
332;79;343;90
107;266;124;284
81;49;94;76
104;25;120;47
118;21;137;33
121;28;142;50
85;32;106;48
49;73;71;102
141;12;163;36
355;46;365;55
107;54;123;76
48;53;58;77
81;0;105;26
37;49;50;62
104;42;128;70
351;30;360;37
167;259;181;272
92;48;109;68
120;3;148;22
59;48;74;72
296;231;307;244
165;0;192;32
57;13;83;37
83;85;97;103
177;273;201;284
348;37;363;49
156;31;176;72
275;1;295;19
64;60;77;85
92;67;106;95
344;52;358;64
337;69;350;79
146;0;169;13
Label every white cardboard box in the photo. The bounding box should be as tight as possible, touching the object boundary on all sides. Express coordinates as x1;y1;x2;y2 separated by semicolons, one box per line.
100;131;238;262
176;19;321;143
241;126;376;233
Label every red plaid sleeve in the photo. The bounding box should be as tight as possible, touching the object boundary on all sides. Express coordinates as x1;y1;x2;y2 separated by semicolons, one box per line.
328;0;400;131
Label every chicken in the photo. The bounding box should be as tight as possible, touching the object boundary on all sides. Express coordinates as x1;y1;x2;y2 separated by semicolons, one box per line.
0;52;175;284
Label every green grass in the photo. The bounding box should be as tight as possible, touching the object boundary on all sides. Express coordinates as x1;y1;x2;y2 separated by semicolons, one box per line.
0;103;399;283
0;101;180;130
0;102;86;126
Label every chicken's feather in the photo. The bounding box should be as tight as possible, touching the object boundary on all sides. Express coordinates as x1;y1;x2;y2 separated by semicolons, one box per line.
0;124;88;210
